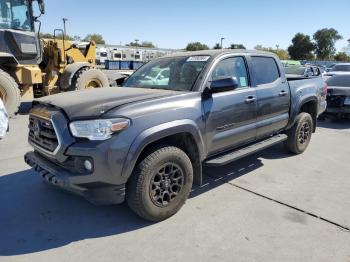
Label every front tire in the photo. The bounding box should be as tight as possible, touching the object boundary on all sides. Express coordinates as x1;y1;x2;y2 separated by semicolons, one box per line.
285;112;313;154
126;146;193;221
0;69;20;117
70;67;109;91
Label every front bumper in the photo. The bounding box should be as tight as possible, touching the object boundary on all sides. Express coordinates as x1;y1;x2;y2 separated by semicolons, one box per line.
24;151;126;205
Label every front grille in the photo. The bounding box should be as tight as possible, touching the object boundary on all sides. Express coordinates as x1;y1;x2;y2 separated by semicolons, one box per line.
326;95;346;108
29;115;59;153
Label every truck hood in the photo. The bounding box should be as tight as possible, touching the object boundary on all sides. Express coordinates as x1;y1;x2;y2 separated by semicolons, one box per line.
35;87;181;120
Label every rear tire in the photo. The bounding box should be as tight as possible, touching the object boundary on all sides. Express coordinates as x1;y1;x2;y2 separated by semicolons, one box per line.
70;67;109;91
126;146;193;221
285;112;313;154
0;69;20;117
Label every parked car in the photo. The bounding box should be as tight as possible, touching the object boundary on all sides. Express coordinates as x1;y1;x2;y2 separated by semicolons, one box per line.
285;65;322;78
24;50;327;221
281;60;301;66
326;64;336;72
325;63;350;77
324;74;350;118
0;98;9;139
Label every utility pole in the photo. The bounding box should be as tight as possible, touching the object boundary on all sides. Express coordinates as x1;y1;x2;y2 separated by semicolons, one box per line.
221;37;225;49
62;18;68;38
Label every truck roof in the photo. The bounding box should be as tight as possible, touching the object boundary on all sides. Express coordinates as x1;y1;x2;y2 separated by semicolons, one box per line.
164;49;275;59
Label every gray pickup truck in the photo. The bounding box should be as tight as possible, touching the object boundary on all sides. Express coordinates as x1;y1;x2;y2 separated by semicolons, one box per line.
25;50;327;221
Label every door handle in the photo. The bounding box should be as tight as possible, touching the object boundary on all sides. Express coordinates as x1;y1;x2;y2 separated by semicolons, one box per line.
245;95;256;104
279;90;287;96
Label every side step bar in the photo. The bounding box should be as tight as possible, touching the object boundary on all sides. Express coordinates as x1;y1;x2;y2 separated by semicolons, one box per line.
204;134;288;167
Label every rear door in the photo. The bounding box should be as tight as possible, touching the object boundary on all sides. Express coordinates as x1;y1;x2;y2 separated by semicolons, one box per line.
251;56;290;139
203;55;257;156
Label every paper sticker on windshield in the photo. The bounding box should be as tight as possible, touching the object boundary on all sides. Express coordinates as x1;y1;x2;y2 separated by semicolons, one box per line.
187;56;210;62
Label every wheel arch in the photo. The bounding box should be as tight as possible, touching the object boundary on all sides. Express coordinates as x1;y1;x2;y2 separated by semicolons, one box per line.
122;120;206;186
288;97;318;132
59;62;90;90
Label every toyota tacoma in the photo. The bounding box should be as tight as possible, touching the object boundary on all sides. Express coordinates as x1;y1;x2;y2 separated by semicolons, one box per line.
25;50;327;221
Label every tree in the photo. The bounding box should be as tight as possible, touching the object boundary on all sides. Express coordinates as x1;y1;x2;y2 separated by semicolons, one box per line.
127;41;140;47
39;32;75;41
254;44;264;50
141;41;155;48
287;33;315;60
127;41;156;48
274;49;290;60
213;43;221;49
313;28;342;60
229;43;246;49
185;42;209;51
334;52;350;62
39;32;54;39
83;34;105;44
254;45;290;60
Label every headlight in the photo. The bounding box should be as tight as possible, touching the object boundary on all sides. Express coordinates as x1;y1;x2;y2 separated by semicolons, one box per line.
69;118;130;140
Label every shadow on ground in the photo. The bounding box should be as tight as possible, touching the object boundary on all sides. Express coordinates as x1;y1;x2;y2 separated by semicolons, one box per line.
1;120;348;256
0;144;292;256
317;119;350;130
0;169;151;256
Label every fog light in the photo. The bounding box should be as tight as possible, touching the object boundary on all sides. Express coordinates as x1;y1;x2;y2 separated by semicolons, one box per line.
84;160;93;171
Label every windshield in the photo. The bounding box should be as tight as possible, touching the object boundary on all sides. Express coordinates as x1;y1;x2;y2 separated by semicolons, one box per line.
285;66;306;75
326;75;350;87
0;0;33;31
123;55;210;91
333;64;350;72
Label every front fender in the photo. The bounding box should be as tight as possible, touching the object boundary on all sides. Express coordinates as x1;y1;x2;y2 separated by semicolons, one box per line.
121;119;205;179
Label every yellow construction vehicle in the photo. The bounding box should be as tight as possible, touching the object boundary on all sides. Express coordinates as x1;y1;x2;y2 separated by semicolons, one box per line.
0;0;109;116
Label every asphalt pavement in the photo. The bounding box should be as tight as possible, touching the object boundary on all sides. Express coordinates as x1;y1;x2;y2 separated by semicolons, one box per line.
0;112;349;262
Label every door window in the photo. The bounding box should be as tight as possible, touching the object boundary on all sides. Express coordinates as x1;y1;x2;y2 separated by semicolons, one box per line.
251;57;280;85
306;67;313;77
211;57;249;88
0;0;33;31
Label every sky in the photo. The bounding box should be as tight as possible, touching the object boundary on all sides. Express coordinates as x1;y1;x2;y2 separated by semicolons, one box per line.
38;0;350;51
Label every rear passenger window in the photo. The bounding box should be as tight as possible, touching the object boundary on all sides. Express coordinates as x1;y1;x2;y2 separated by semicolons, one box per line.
251;57;280;85
211;57;249;88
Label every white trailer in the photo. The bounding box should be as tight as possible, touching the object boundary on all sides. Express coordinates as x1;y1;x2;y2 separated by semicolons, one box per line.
96;47;110;65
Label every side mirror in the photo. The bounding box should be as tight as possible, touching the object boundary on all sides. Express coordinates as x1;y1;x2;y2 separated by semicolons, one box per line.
38;0;45;14
209;77;239;93
115;75;128;86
